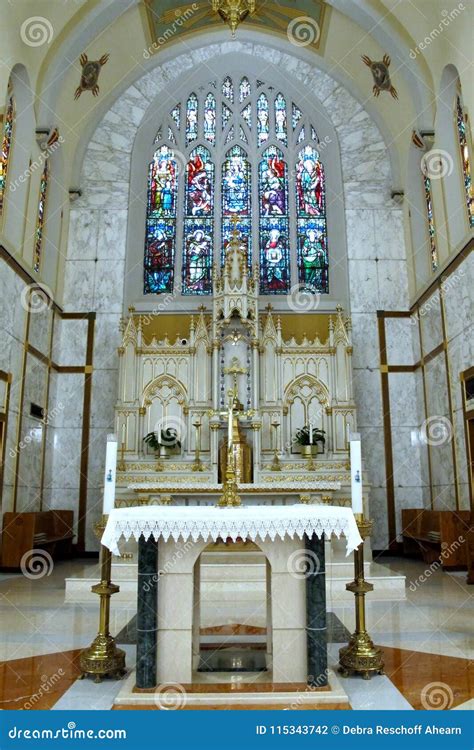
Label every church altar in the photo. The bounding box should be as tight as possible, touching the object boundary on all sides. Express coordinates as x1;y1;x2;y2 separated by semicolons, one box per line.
101;504;362;690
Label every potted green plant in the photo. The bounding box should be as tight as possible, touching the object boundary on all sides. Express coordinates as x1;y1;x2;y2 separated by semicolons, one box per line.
294;426;326;457
143;428;181;458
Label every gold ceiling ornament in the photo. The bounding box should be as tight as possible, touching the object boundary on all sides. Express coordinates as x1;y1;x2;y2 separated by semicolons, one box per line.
211;0;256;36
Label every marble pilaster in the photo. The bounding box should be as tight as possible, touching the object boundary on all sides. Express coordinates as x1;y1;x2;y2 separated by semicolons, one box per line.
136;535;158;690
305;533;327;687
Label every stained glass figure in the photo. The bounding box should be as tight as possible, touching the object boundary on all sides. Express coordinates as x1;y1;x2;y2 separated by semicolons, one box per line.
222;76;234;103
274;93;287;145
222;145;251;265
182;219;213;294
296;146;328;293
204;93;216;144
221;217;251;265
239;77;251;102
186;146;214;216
242;104;252;129
144;146;178;294
171;104;180;130
259;146;287;216
0;93;14;211
292;103;302;130
33;161;48;273
168;127;175;143
186;94;198;145
456;95;474;228
297;126;305;143
423;174;438;271
222;103;232;130
296;146;325;216
225;126;235;143
257;94;269;145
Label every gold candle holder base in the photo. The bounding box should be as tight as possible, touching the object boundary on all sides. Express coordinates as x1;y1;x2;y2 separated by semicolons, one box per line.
79;516;126;682
192;458;204;472
306;454;316;471
338;514;384;681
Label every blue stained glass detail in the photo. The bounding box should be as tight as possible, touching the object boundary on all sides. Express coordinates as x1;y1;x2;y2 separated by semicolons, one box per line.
204;93;216;144
144;146;178;294
222;146;250;216
257;94;269;145
168;127;175;143
225;125;235;143
221;217;251;265
147;146;178;218
296;146;325;217
186;146;214;216
241;104;252;129
186;94;198;145
171;104;180;130
274;93;287;144
222;103;232;130
297;126;305;143
239;126;248;143
259;146;287;216
292;103;302;130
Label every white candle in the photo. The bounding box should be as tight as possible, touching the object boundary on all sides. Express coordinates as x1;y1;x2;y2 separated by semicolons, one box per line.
350;434;363;515
309;419;313;444
121;423;126;444
103;434;118;514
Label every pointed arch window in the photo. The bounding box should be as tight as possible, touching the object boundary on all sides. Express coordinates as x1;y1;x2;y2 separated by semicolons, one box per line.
144;146;178;294
422;172;438;271
0;88;15;212
33;160;48;273
296;146;329;293
182;145;214;295
143;75;329;298
456;94;474;228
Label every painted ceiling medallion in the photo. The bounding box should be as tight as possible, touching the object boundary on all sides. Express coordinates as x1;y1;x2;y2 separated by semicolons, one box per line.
211;0;256;36
74;52;110;100
361;54;398;100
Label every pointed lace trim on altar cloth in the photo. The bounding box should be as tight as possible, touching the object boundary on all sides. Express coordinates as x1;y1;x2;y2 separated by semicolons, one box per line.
101;505;362;556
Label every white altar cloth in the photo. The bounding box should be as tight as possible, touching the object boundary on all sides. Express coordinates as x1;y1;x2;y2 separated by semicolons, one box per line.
101;505;362;556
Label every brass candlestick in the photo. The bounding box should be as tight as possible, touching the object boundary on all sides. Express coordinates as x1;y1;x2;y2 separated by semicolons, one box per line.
79;516;126;682
218;448;241;507
117;441;126;472
192;419;204;472
270;421;281;471
306;452;316;471
339;514;384;680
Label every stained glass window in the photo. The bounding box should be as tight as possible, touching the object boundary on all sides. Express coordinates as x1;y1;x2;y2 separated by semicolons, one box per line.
143;75;329;297
204;93;216;144
259;146;290;293
182;146;214;295
239;77;251;102
0;92;15;212
456;95;474;228
274;94;287;145
423;174;438;271
186;94;198;145
257;94;269;145
144;146;178;294
33;161;48;273
221;145;251;264
296;146;328;293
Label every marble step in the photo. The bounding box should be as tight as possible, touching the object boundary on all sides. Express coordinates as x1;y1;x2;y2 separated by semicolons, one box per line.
65;560;406;602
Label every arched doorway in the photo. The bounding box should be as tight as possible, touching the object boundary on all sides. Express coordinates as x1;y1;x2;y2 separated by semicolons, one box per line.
192;539;272;678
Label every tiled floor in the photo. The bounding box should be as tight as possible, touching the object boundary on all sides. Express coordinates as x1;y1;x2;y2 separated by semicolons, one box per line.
0;557;472;710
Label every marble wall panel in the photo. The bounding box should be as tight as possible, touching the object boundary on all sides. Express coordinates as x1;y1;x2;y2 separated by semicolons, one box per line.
350;314;379;369
50;373;85;429
367;488;389;550
419;292;443;352
391;427;423;489
22;355;48;416
93;314;121;370
345;210;375;260
388;373;419;427
51;318;88;366
385;317;419;366
447;332;473;413
62;261;96;312
67;210;100;261
347;260;378;312
85;488;102;552
83;143;130;183
44;427;82;492
373;210;406;260
16;415;44;492
429;440;455;494
87;427;109;489
352;369;383;427
359;426;386;488
0;260;28;343
443;251;472;342
97;210;128;261
90;369;119;430
425;353;450;419
93;260;125;313
377;260;409;310
432;483;457;511
28;305;53;356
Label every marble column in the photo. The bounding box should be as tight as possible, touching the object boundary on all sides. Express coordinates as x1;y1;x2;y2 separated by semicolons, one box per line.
136;534;158;689
305;533;328;687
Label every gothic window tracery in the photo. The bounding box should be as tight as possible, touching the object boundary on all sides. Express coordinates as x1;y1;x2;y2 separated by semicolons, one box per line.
0;87;15;212
144;74;329;297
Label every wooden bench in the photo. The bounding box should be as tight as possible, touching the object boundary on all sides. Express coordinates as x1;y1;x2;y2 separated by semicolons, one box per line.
1;511;74;569
401;509;471;568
